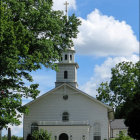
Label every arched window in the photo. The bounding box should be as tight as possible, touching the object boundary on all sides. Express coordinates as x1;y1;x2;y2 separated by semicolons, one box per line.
64;71;68;79
65;54;67;60
70;55;72;60
62;112;69;121
94;122;101;140
31;122;38;134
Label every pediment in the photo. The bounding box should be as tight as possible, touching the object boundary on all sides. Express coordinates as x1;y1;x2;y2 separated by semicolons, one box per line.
25;83;112;111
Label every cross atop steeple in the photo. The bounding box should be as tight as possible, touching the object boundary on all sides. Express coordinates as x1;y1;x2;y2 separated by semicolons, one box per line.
64;1;69;20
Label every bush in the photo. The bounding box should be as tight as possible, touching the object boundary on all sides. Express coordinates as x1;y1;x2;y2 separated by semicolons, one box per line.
31;129;51;140
2;135;23;140
111;132;133;140
26;134;34;140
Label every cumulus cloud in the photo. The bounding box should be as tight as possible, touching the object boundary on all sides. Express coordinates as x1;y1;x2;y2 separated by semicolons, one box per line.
74;9;139;56
80;55;139;97
53;0;76;11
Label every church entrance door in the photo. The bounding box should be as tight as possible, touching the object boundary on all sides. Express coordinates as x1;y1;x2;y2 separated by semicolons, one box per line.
59;133;68;140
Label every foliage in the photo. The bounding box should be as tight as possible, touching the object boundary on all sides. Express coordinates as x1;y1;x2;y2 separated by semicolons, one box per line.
26;129;51;140
0;0;81;129
110;131;133;140
26;134;33;140
96;61;140;139
2;135;23;140
96;61;140;111
123;92;140;139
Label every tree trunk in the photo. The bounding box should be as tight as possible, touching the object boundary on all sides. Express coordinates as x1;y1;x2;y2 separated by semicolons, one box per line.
8;128;11;140
0;130;2;140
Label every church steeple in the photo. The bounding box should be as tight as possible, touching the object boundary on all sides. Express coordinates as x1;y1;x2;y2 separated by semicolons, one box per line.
55;1;79;88
55;47;79;88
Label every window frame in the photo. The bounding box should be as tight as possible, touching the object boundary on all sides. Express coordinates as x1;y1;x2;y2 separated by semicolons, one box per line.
62;112;69;121
65;54;67;60
64;71;68;79
31;122;38;134
93;122;101;140
70;54;72;60
94;136;101;140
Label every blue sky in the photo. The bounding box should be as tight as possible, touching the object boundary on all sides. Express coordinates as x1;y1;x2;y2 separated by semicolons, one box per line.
2;0;139;137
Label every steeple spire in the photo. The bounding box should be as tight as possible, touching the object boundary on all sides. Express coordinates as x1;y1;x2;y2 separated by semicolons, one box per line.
55;1;78;88
64;1;69;21
64;1;75;51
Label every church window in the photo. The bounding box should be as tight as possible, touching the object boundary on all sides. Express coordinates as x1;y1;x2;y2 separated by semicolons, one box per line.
64;71;68;79
82;135;85;140
63;95;68;100
70;55;72;60
62;112;69;121
94;136;101;140
70;135;72;140
65;54;67;60
31;122;38;134
119;131;122;135
93;122;101;140
54;136;57;140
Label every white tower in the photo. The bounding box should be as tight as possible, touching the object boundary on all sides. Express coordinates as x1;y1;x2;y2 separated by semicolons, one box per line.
55;47;79;88
55;1;79;88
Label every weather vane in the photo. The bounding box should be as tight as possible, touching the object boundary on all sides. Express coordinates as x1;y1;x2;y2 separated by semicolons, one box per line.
64;1;69;21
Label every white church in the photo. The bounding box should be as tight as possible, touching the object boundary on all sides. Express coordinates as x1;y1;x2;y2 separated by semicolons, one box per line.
23;47;114;140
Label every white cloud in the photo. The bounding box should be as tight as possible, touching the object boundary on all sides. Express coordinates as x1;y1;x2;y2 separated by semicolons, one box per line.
52;0;76;11
74;9;139;56
80;55;139;97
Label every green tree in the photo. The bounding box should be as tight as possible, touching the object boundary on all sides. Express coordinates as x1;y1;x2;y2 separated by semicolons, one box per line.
96;61;140;110
0;0;81;130
110;131;133;140
123;92;140;139
32;129;51;140
96;61;140;139
2;135;23;140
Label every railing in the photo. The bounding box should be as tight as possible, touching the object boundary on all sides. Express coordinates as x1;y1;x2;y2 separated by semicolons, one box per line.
39;120;89;126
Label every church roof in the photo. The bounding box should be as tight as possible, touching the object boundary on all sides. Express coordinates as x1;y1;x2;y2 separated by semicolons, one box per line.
25;83;112;111
111;119;128;129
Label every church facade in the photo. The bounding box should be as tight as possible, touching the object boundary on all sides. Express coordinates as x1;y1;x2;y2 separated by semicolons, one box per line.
23;48;113;140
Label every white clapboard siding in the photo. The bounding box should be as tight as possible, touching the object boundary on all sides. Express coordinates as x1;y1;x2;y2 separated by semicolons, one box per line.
23;84;110;140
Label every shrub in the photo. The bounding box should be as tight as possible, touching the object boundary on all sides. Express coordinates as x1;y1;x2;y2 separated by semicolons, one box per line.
2;135;23;140
111;132;133;140
32;129;51;140
26;134;34;140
